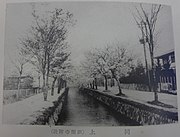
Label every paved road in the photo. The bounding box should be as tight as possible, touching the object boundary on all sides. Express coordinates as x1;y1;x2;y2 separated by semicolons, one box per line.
57;87;138;126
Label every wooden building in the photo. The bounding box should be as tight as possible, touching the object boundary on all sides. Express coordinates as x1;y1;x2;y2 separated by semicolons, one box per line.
155;50;176;93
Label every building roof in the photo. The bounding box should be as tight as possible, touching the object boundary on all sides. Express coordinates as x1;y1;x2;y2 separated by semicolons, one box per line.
155;49;174;59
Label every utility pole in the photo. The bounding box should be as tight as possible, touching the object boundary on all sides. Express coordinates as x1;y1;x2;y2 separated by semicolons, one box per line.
139;21;151;92
133;4;161;102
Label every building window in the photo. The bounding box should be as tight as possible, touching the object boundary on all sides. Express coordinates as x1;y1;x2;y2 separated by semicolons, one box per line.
171;54;175;63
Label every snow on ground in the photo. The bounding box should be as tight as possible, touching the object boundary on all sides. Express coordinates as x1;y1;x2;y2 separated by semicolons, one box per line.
98;86;178;109
2;86;178;125
2;88;64;124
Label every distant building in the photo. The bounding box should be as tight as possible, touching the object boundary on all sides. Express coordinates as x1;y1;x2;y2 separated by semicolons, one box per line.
155;49;176;93
3;75;33;90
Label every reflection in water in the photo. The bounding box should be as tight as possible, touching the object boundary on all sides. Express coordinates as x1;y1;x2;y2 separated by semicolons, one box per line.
57;88;139;126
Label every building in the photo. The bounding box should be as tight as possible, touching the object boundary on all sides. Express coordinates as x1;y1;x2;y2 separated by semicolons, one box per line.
3;75;33;90
155;49;176;93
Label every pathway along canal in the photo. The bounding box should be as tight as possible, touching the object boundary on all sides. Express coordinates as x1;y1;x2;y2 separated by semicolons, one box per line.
57;88;139;126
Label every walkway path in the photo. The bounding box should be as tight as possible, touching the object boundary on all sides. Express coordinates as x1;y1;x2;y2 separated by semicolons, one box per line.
3;86;178;125
98;86;178;110
3;88;63;124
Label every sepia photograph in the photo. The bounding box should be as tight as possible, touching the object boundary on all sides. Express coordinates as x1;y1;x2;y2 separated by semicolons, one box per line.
2;1;178;126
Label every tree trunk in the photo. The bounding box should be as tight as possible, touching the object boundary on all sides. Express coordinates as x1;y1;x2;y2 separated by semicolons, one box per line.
46;54;50;87
142;37;151;92
42;70;47;101
92;80;95;89
38;75;40;93
150;53;158;102
51;77;57;96
46;74;49;87
17;75;21;100
110;78;113;87
95;77;97;90
64;80;67;88
115;77;123;96
43;50;47;101
147;73;152;92
62;80;64;88
57;77;62;94
90;83;92;89
148;27;158;102
104;75;108;90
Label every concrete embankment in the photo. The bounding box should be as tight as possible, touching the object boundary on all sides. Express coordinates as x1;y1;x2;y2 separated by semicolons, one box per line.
32;88;69;125
81;88;178;125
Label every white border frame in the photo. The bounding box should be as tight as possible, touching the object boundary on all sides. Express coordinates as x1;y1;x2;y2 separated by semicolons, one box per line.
0;0;180;137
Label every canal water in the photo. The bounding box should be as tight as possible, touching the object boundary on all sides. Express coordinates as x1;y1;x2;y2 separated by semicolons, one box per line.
57;88;138;126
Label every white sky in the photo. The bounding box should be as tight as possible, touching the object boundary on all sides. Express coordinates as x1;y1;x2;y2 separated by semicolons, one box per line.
4;1;175;77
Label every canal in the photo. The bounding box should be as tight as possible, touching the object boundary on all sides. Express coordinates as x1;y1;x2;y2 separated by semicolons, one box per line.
57;87;139;126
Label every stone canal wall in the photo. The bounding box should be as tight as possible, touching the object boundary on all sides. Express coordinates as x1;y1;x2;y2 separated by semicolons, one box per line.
33;88;69;125
81;88;178;125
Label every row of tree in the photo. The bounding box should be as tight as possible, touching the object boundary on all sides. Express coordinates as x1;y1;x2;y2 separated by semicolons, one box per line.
13;3;162;103
18;8;75;101
80;3;162;103
81;43;134;96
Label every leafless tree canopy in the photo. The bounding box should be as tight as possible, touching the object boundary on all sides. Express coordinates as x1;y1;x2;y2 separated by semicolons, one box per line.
20;8;75;100
132;3;162;102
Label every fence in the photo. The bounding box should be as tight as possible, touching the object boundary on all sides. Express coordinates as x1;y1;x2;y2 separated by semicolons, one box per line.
120;83;149;91
3;88;41;104
120;83;177;94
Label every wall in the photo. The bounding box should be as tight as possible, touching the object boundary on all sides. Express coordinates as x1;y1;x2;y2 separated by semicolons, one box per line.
32;88;69;125
3;89;36;105
81;88;178;125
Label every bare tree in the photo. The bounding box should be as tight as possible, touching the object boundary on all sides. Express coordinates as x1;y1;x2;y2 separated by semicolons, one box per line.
133;3;162;102
132;18;152;92
10;48;29;99
20;8;75;101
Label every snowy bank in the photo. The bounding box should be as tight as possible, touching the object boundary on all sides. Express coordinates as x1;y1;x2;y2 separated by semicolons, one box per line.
81;88;178;125
3;88;69;125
